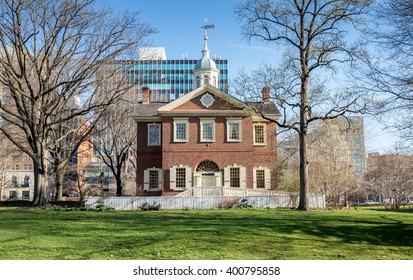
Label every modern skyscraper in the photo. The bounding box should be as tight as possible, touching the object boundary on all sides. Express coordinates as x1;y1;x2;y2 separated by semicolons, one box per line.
122;44;228;102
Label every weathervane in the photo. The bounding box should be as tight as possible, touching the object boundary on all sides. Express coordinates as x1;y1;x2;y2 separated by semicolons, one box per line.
201;18;215;41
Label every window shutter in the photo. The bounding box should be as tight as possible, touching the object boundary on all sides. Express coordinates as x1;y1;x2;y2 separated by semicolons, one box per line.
185;167;192;188
240;166;246;189
158;169;163;190
193;172;201;187
265;168;271;190
170;167;176;190
143;169;149;190
215;172;222;187
253;168;257;189
223;166;230;187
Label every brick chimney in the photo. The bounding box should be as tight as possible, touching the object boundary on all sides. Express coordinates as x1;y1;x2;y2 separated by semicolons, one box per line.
141;86;151;104
262;86;270;102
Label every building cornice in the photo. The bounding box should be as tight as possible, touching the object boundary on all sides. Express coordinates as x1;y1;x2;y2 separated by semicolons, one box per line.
252;115;281;122
133;116;162;122
159;110;252;117
157;84;251;113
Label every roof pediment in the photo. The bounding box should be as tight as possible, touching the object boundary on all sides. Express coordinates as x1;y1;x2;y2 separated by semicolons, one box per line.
157;84;253;116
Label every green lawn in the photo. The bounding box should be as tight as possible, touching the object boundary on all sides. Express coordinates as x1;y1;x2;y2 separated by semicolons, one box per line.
0;207;412;260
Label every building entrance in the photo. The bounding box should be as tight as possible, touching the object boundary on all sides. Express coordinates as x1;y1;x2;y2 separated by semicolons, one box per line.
201;173;216;187
194;161;221;187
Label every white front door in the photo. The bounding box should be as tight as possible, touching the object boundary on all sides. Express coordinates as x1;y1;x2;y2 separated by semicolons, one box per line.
194;172;222;187
201;173;216;187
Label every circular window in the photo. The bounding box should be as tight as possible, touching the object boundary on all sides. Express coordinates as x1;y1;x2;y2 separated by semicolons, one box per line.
196;160;219;172
200;93;215;108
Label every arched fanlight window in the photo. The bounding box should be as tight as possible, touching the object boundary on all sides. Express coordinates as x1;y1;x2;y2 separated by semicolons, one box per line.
196;160;219;172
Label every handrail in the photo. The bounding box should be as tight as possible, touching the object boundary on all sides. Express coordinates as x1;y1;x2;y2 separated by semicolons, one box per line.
175;186;279;197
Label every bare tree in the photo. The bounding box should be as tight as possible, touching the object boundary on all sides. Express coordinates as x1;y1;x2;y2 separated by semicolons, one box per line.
357;0;413;145
234;0;371;210
0;0;155;206
308;121;362;207
0;133;21;200
277;120;363;208
91;101;137;196
366;153;413;210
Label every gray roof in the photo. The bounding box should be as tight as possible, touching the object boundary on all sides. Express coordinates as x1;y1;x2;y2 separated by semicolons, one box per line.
133;102;165;117
247;101;282;118
195;48;217;70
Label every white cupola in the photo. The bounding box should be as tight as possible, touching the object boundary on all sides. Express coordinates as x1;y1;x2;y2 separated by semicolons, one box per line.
193;26;220;89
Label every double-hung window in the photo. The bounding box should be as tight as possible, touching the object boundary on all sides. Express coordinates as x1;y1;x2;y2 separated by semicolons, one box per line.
226;118;242;142
148;124;161;146
173;118;189;142
253;123;266;145
200;118;215;142
230;168;240;188
143;168;162;191
224;164;246;188
253;167;271;189
170;165;192;190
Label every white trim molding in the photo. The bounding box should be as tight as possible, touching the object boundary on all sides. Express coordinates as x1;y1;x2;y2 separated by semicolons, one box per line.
170;164;192;190
173;118;189;142
253;123;267;146
223;164;246;189
147;123;161;146
226;117;242;142
253;166;271;190
200;118;216;142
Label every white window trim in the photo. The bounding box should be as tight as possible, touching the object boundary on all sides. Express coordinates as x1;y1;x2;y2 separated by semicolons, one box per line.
226;117;242;142
253;167;271;190
200;118;215;142
223;164;246;189
253;123;267;146
147;123;161;146
170;164;192;190
143;168;163;191
173;118;189;142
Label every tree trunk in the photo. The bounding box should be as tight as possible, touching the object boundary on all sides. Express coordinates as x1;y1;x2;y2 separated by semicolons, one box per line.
32;160;48;207
54;158;66;201
297;58;310;210
116;172;122;196
55;169;65;201
297;130;310;210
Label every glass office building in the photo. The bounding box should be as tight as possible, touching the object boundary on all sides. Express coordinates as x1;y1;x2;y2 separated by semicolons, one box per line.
122;58;229;102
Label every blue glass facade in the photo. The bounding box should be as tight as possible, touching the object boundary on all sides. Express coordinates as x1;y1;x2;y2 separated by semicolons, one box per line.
123;59;228;102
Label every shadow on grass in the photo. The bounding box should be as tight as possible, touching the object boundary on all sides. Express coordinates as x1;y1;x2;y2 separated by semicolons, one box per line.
1;209;412;259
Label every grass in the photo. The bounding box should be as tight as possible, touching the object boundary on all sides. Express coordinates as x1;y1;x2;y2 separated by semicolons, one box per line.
0;207;412;260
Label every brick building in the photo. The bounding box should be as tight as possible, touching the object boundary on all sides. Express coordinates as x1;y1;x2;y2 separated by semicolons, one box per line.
132;32;281;196
133;83;280;195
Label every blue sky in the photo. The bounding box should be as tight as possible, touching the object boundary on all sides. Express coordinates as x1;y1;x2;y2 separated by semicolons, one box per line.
102;0;281;74
102;0;396;153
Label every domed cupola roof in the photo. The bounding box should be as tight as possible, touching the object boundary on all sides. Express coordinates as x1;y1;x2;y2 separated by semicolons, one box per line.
193;22;220;89
195;39;217;70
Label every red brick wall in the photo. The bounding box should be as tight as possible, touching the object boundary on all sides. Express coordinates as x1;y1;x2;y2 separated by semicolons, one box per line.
136;122;162;195
136;115;278;195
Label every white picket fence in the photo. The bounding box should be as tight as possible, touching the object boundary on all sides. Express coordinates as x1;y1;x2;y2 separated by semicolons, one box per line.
86;194;325;210
175;186;279;197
